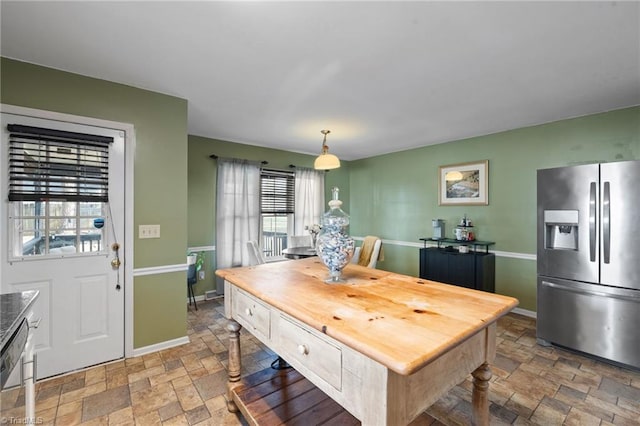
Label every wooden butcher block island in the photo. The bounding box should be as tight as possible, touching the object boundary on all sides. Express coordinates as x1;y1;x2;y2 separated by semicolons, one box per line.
216;257;518;425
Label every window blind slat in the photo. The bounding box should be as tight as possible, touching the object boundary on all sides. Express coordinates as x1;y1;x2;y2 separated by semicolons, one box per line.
7;124;114;145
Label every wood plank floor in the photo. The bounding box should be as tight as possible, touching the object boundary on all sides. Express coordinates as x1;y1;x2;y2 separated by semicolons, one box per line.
1;298;639;425
232;367;359;426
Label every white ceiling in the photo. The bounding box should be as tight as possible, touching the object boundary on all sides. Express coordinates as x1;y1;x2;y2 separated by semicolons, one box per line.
1;1;639;160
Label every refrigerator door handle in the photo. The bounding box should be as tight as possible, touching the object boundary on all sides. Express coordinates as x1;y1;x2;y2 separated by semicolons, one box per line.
603;181;610;264
541;280;638;302
589;182;597;262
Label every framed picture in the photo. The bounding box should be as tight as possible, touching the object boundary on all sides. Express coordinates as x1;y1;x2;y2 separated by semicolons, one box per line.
438;160;489;205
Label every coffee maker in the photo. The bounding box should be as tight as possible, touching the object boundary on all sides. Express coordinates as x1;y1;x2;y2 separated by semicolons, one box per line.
432;219;444;239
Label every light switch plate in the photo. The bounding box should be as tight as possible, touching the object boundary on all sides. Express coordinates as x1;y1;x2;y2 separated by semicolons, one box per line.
139;224;160;239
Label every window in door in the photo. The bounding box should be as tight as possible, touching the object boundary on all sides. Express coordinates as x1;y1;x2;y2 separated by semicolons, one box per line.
10;200;106;258
260;169;294;259
6;124;112;260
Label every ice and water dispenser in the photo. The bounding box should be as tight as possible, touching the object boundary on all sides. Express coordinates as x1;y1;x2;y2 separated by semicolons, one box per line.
544;210;579;250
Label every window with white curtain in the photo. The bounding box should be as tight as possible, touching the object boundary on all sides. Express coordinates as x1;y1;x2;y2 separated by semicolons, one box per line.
215;159;261;290
294;167;325;235
258;167;324;259
216;162;325;277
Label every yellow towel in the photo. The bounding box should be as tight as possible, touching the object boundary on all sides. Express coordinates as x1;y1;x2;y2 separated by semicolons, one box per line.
357;236;384;266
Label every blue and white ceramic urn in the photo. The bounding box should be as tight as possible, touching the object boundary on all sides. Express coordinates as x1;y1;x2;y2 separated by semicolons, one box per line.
316;187;355;283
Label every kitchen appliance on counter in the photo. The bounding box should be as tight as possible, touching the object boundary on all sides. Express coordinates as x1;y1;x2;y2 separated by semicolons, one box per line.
432;219;444;239
537;160;640;370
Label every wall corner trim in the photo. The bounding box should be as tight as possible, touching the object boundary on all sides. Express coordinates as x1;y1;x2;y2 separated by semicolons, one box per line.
134;263;186;276
188;245;216;252
132;335;190;358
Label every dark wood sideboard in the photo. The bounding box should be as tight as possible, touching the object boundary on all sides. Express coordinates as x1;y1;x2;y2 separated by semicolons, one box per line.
419;238;495;292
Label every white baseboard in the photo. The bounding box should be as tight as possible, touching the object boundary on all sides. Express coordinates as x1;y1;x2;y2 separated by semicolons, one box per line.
512;307;537;318
187;293;223;304
132;335;190;357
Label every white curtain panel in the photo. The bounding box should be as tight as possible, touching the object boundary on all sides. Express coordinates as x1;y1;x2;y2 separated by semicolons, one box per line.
215;159;261;289
294;167;325;235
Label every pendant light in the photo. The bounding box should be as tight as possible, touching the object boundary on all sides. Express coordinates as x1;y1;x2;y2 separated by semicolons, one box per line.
313;129;341;170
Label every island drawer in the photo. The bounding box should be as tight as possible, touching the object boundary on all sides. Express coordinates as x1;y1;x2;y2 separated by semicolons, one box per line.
277;315;342;391
233;287;270;341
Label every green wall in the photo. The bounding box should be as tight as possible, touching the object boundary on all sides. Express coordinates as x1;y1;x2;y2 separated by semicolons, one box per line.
187;108;639;312
348;107;640;311
5;56;637;348
1;58;189;348
187;135;350;296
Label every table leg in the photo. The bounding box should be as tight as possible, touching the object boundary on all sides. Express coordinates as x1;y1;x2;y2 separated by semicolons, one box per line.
471;362;492;426
226;319;242;412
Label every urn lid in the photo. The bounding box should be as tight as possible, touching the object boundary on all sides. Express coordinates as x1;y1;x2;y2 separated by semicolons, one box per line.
323;187;349;227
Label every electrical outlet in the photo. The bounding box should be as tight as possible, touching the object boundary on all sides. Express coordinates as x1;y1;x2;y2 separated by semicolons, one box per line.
139;224;161;239
199;270;205;280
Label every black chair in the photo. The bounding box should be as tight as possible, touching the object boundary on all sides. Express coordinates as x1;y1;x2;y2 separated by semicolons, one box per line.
187;263;197;310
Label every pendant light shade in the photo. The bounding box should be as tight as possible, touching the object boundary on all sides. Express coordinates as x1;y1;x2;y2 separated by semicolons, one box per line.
314;130;341;170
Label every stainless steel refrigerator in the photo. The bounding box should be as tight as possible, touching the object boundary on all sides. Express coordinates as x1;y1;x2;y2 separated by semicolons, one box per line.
537;160;640;370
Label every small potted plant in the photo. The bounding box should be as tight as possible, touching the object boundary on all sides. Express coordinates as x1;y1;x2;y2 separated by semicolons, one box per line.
187;251;204;277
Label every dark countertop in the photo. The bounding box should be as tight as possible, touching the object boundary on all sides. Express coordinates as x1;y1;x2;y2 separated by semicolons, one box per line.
0;290;39;352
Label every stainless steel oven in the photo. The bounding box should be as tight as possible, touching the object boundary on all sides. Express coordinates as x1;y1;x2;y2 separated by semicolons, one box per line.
0;317;28;389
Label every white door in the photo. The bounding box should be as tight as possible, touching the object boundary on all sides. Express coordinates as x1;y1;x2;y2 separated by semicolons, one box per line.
0;113;125;380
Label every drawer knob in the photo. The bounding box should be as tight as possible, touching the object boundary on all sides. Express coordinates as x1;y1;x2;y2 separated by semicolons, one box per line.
297;344;309;355
245;308;253;316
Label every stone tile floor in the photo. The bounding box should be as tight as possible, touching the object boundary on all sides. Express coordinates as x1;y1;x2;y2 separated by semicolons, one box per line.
1;298;639;425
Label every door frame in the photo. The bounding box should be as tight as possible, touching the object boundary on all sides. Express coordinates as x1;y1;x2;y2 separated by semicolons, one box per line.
1;103;135;358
